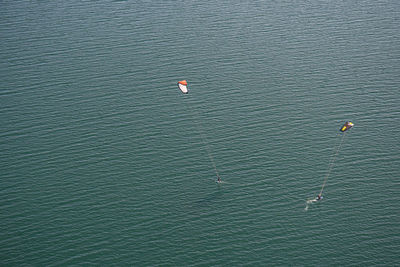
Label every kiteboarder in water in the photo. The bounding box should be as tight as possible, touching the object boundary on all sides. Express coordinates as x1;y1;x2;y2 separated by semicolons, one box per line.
318;122;354;201
177;79;222;184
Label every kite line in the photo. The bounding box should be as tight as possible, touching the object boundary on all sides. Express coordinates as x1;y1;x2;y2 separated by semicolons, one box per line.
319;132;347;196
183;93;221;181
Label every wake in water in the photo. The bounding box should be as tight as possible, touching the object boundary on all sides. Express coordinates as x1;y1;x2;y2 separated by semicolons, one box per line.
304;199;318;211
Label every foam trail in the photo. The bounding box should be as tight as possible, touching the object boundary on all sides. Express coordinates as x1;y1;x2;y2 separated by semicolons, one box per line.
304;199;317;211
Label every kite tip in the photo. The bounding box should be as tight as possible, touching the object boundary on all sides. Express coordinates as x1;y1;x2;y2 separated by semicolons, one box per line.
178;80;187;86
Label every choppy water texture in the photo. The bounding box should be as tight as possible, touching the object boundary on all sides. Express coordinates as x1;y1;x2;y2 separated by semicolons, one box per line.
1;1;399;266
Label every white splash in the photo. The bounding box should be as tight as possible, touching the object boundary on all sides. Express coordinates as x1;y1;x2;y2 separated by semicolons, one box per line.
304;199;317;211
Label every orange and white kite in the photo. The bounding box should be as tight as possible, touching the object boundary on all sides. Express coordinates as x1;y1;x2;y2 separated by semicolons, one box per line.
177;80;188;94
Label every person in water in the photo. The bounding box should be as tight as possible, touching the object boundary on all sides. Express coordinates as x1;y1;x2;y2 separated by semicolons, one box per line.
217;176;221;183
316;194;323;201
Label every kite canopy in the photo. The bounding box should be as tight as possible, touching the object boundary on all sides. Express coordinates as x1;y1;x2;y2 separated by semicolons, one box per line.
340;121;354;132
178;80;188;94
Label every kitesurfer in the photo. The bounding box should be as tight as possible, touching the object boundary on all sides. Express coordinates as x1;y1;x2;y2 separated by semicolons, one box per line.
217;175;221;183
316;194;323;201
